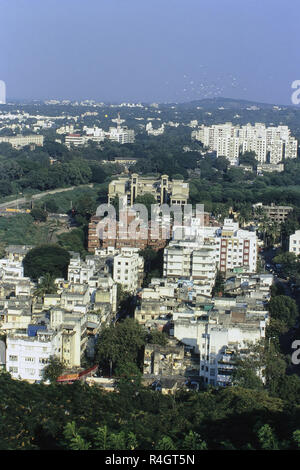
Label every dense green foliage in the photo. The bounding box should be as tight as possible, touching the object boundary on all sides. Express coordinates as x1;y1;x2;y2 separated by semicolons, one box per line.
95;318;167;376
0;214;53;246
43;357;65;384
268;295;298;330
2;371;300;450
23;244;71;280
33;274;57;298
139;247;164;287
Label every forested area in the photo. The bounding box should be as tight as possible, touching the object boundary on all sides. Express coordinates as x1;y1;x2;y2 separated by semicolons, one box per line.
1;371;300;450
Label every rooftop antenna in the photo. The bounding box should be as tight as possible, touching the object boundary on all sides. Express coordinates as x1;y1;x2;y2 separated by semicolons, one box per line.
112;112;125;130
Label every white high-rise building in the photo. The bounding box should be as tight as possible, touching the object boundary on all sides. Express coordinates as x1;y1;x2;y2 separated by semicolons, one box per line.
108;127;135;144
113;247;144;292
167;218;258;275
192;123;298;164
163;241;217;296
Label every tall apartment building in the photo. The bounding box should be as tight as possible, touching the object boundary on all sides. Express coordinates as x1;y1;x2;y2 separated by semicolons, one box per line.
50;307;88;368
108;174;189;206
213;219;257;273
192;123;298;165
163;241;217;296
166;218;257;275
113;247;144;292
0;80;6;104
199;318;266;387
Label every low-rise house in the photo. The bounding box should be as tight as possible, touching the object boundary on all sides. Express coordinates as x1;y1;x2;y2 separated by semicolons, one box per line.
4;245;34;262
143;343;185;376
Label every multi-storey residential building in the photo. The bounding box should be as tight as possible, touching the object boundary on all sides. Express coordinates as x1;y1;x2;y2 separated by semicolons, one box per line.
0;259;24;280
6;305;89;378
256;163;284;174
108;174;189;206
4;245;34;262
166;218;257;275
224;273;274;300
1;304;32;333
113;247;144;292
94;275;118;315
173;298;268;387
50;307;88;368
163;241;217;296
135;281;178;324
6;326;61;382
60;284;90;311
213;219;257;273
199;317;266;387
192;123;298;165
68;252;97;284
108;126;135;144
253;203;293;224
146;122;165;136
289;230;300;256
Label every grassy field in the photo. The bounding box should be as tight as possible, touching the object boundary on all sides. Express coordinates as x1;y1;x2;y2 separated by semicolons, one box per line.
33;183;108;213
0;214;68;247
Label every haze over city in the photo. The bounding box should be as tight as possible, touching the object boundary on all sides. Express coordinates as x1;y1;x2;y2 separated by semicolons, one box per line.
1;0;299;104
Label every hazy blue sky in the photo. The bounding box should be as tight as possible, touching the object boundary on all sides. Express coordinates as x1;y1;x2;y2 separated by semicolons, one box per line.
0;0;299;104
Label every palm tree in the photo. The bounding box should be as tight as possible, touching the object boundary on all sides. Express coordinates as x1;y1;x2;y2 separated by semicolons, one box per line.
266;221;280;247
258;215;270;244
33;273;57;299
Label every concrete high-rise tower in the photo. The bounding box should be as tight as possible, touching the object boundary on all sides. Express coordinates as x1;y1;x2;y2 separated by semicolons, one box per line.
0;81;6;104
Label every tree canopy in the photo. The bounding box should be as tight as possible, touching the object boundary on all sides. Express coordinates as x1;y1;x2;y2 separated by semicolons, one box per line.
23;244;71;280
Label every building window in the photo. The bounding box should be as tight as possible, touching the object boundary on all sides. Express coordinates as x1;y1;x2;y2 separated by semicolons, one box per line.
9;355;18;361
39;358;48;364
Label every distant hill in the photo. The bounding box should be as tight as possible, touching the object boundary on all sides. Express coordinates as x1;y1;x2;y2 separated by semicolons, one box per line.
174;97;294;110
